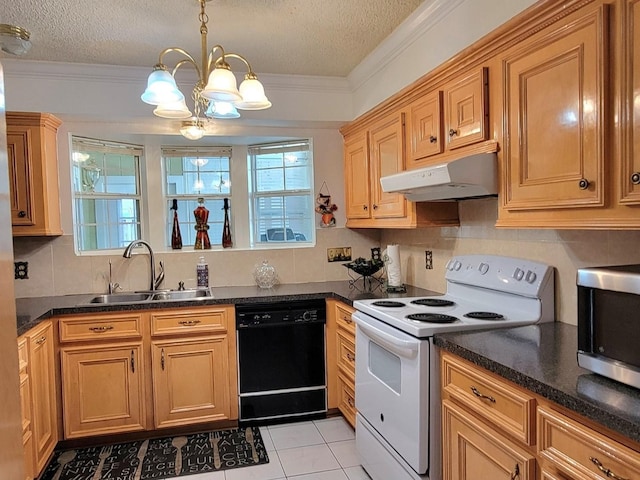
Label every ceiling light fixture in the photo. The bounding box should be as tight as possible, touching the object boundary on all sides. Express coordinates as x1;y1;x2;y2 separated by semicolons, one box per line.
0;24;32;56
141;0;271;140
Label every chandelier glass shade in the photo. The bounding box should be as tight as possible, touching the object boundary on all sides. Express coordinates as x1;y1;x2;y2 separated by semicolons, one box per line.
141;0;271;139
0;24;32;56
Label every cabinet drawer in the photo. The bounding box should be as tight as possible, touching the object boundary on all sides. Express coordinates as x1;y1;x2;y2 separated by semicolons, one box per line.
336;303;355;335
336;328;355;381
59;313;143;342
151;307;229;336
337;372;356;428
538;405;640;480
442;353;535;445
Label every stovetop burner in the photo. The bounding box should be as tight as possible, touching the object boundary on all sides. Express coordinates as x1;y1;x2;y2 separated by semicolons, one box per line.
406;313;459;323
410;298;456;307
464;311;505;320
371;300;406;308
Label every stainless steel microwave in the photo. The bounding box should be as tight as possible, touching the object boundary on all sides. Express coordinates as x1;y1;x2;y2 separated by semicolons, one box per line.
577;265;640;389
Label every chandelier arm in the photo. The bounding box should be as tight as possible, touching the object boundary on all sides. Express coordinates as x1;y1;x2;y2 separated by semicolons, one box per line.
158;47;203;80
217;52;255;75
207;44;227;72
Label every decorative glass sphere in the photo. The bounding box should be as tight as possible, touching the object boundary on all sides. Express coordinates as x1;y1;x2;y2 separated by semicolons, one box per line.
253;260;277;289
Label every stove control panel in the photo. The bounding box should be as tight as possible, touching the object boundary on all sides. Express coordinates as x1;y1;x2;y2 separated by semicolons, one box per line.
445;255;553;296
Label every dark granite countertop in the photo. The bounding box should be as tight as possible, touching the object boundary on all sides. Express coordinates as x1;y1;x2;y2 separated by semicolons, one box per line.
434;323;640;445
16;281;434;336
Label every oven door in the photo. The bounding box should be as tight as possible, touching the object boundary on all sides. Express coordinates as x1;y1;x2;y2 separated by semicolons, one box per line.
354;311;430;474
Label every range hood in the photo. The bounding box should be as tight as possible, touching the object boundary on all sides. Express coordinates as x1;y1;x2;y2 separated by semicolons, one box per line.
380;152;498;201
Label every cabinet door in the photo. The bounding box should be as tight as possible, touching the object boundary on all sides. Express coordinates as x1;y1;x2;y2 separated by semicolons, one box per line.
443;400;535;480
369;113;407;218
344;130;371;219
444;67;488;150
621;0;640;203
502;7;607;210
6;128;34;226
61;343;146;438
18;337;34;480
26;322;58;474
407;91;443;167
152;336;231;428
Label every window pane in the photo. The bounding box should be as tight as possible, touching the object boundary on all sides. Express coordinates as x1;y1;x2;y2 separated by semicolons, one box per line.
74;198;140;250
164;155;231;196
256;168;285;192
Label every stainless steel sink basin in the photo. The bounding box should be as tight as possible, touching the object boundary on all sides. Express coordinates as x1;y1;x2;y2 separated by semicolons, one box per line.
151;289;212;301
89;293;152;304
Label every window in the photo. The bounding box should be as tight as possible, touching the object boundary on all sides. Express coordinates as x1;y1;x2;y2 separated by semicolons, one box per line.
162;147;232;248
248;140;314;245
71;137;142;252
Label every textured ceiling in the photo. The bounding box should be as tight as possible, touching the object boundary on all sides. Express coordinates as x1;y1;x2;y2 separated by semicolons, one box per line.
2;0;424;77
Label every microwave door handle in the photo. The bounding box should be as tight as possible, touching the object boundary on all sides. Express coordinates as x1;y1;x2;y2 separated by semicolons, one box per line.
356;321;419;359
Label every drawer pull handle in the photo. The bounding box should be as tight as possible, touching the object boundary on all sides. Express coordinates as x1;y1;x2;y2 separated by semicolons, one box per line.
471;386;496;403
346;353;355;362
343;316;352;324
510;464;520;480
89;325;114;333
161;348;165;370
347;397;355;408
590;457;628;480
35;336;47;345
178;320;201;326
130;350;135;373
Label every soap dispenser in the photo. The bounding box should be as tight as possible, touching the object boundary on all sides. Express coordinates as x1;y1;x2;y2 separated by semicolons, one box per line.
196;256;209;288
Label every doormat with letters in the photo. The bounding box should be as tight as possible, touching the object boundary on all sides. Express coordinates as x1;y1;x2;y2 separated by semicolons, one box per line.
40;426;269;480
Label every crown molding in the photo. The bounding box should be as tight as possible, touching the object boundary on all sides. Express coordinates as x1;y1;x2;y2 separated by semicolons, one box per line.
347;0;465;91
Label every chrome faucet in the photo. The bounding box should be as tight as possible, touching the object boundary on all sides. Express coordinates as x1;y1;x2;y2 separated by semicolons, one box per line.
122;240;164;291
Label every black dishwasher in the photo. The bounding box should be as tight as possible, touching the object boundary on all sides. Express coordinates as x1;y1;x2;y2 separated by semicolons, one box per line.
236;299;327;424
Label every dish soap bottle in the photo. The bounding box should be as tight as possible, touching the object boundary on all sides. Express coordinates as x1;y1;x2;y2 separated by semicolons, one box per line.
196;256;209;289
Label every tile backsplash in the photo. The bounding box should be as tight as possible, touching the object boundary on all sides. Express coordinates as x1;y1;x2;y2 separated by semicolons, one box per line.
14;197;640;326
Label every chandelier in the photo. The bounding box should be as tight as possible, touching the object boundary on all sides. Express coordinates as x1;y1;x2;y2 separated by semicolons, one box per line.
141;0;271;140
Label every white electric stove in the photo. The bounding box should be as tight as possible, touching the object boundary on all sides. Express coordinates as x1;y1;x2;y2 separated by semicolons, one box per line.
352;254;555;480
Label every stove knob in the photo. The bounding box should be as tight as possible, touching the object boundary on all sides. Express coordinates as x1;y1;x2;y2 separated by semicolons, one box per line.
525;270;537;284
445;260;454;271
453;260;462;271
513;268;525;281
478;262;489;275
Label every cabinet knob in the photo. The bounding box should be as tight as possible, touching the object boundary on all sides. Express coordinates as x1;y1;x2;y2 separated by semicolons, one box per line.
363;205;368;211
448;128;458;137
578;178;590;190
429;135;437;143
18;210;26;218
631;172;640;185
372;204;378;210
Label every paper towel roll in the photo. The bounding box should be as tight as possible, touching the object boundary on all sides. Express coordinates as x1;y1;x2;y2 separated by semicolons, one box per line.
385;244;402;287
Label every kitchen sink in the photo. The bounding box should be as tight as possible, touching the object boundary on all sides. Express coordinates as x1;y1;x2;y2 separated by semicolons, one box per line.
88;293;152;304
86;289;212;305
151;289;212;301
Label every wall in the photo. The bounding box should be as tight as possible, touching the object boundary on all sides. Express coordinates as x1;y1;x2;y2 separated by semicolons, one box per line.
381;199;640;326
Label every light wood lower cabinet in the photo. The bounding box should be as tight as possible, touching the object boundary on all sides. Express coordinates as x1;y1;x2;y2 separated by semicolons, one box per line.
150;310;236;429
17;337;34;480
441;351;640;480
58;305;237;439
326;299;356;427
24;321;58;475
443;399;535;480
61;343;146;438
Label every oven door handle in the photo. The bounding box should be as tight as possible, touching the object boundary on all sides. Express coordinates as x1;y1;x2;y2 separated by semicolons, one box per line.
355;319;419;359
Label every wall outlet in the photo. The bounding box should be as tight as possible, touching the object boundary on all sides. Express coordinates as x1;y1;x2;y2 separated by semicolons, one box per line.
425;250;433;270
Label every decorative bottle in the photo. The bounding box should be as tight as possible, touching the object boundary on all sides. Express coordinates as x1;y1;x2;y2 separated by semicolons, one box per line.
193;197;211;250
196;256;209;288
170;199;182;250
222;198;232;248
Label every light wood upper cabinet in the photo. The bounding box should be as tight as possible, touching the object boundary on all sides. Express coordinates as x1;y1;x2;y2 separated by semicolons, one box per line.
24;321;58;475
444;67;489;151
502;6;607;211
6;112;62;236
406;91;443;167
342;112;459;228
344;130;371;220
620;0;640;204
